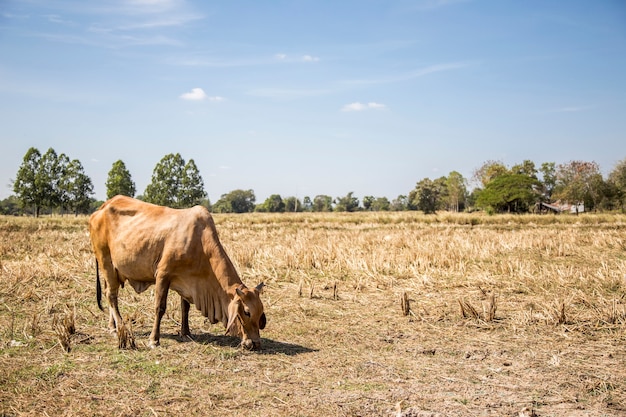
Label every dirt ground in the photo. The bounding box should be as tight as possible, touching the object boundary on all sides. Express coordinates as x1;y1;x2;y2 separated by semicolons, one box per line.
1;213;625;416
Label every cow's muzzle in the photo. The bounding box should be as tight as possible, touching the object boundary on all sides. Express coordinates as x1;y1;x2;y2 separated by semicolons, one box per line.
242;338;261;351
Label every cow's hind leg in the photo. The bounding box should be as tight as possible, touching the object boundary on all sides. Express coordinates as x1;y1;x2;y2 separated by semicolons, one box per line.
180;297;191;339
148;274;171;348
101;260;123;333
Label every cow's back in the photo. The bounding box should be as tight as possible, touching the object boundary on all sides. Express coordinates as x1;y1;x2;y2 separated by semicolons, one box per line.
89;196;216;283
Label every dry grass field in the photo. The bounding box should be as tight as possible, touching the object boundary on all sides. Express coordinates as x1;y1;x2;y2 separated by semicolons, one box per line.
1;212;625;416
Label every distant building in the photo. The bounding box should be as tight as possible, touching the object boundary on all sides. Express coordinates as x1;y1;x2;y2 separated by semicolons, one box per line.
538;201;584;214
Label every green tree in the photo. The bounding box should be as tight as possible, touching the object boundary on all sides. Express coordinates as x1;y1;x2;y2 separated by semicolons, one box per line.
144;153;185;207
106;160;136;199
390;195;408;211
312;195;333;212
445;171;467;212
260;194;285;212
473;160;508;187
302;196;313;212
13;147;43;216
179;159;207;207
38;148;66;212
362;196;375;211
371;197;390;211
144;153;206;208
511;160;537;178
284;196;302;212
335;192;359;212
410;178;443;214
475;173;541;213
609;158;626;211
213;189;256;213
554;161;602;213
539;162;557;201
63;159;94;215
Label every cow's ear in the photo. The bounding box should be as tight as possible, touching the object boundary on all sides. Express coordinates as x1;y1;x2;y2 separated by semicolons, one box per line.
236;286;245;298
255;282;265;294
259;313;266;330
226;300;239;335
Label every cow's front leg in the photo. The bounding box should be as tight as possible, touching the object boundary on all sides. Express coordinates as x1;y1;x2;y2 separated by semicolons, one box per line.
149;275;170;348
180;297;191;339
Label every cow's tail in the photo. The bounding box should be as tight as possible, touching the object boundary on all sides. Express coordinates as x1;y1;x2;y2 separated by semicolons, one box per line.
96;259;104;311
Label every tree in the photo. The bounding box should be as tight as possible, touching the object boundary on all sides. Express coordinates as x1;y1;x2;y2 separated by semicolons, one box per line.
260;194;285;212
511;160;537;178
539;162;557;201
302;196;313;212
13;147;43;216
213;189;256;213
445;171;467;212
144;153;185;207
106;160;136;199
335;192;359;212
554;161;602;213
312;195;333;212
608;158;626;211
144;153;206;208
410;178;443;214
38;148;66;213
363;196;375;211
473;160;508;187
371;197;390;211
390;195;408;211
284;196;302;212
63;159;94;215
475;173;541;213
179;159;207;207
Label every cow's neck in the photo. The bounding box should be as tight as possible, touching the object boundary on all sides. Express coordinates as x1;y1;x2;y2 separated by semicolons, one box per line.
210;245;244;297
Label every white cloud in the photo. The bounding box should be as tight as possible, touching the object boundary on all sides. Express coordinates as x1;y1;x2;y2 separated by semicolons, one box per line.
275;53;287;60
208;96;224;102
180;87;207;100
302;55;319;62
341;102;387;112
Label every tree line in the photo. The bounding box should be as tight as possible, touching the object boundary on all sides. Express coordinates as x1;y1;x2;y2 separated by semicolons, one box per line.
3;147;626;216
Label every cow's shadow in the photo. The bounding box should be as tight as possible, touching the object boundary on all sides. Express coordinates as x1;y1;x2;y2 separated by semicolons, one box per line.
161;332;317;356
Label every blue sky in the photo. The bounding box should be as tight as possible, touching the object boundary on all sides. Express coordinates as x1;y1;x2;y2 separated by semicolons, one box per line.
1;0;625;203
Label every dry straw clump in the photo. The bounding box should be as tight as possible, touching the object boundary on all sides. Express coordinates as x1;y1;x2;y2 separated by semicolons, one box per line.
1;212;625;416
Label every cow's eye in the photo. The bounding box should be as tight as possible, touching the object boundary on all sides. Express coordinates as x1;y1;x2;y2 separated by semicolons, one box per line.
243;309;251;317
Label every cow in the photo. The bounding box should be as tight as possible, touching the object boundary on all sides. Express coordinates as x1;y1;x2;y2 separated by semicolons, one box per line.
88;195;266;350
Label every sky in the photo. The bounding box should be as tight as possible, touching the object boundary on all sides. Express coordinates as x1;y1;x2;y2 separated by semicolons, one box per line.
1;0;625;203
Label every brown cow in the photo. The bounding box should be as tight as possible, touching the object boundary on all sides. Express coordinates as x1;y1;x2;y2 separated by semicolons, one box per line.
88;195;266;350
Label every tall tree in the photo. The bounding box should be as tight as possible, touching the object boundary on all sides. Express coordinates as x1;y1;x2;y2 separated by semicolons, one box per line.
13;147;42;216
473;160;508;187
284;196;302;212
445;171;467;212
37;148;65;213
260;194;285;212
334;192;359;212
312;195;333;212
609;158;626;211
554;160;602;212
179;159;207;207
106;160;136;199
144;153;185;207
63;159;94;215
475;173;541;213
213;189;256;213
410;178;443;214
144;153;206;208
539;162;557;201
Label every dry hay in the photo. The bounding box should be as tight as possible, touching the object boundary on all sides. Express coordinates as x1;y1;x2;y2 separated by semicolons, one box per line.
1;212;625;416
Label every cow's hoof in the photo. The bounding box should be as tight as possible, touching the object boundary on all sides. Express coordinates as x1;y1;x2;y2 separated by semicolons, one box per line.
148;340;159;349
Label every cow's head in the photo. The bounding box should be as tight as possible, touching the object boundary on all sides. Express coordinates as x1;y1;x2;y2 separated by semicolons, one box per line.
226;283;266;350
